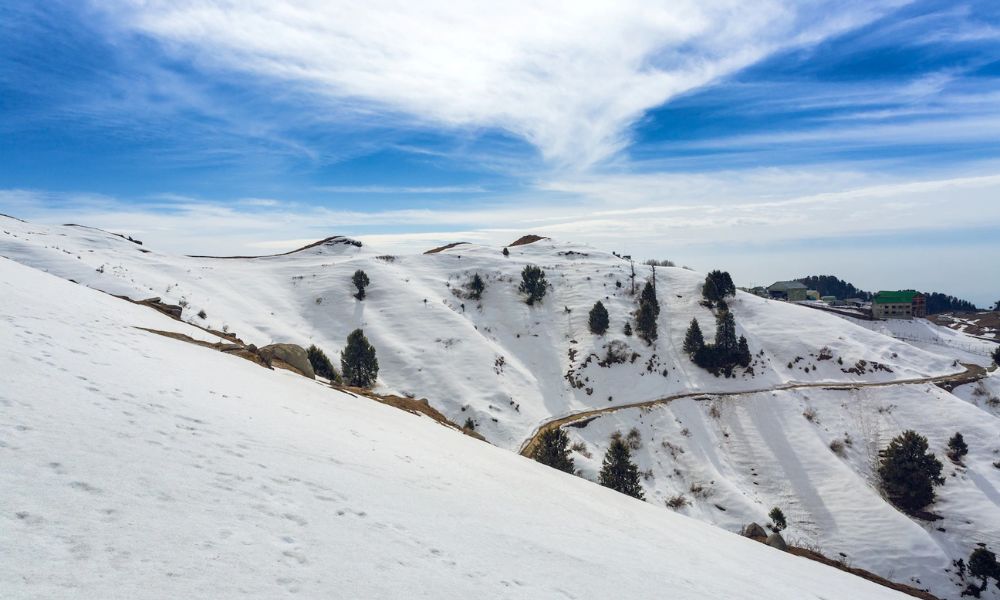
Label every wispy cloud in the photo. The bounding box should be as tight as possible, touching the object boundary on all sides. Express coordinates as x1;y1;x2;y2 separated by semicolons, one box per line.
97;0;904;169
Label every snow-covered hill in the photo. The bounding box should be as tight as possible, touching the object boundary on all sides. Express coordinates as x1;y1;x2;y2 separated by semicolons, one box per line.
565;383;1000;598
3;216;997;599
0;257;911;599
0;217;957;449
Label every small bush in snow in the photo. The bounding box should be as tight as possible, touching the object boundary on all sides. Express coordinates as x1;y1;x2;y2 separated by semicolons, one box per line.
878;430;944;513
341;328;378;388
947;432;969;463
623;321;633;336
769;507;787;532
307;344;341;383
666;494;689;509
352;269;370;300
467;273;486;300
518;265;547;305
197;309;207;319
829;439;845;456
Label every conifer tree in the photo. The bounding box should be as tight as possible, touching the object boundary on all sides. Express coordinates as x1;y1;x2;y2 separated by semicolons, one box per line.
878;430;944;512
588;301;610;335
736;335;751;367
599;435;645;500
683;318;704;354
341;328;379;388
635;281;659;343
715;310;738;355
969;547;999;593
502;247;510;257
468;273;486;300
993;345;1000;368
948;432;969;462
639;280;660;316
623;321;633;336
519;265;547;305
352;269;370;300
532;428;575;473
307;344;341;383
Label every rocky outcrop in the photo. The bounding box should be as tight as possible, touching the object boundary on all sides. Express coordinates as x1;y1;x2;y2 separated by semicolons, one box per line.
765;532;788;551
741;522;767;540
259;344;315;379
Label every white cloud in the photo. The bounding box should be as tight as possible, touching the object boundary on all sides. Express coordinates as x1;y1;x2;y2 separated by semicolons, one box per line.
97;0;903;168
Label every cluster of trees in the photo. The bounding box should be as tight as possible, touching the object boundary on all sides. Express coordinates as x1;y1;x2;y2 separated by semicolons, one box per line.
702;269;736;306
307;329;380;389
794;275;872;301
684;313;751;375
532;428;645;501
924;291;978;314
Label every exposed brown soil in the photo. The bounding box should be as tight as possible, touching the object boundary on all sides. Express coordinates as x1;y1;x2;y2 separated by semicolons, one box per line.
424;242;469;254
508;234;548;247
133;327;484;442
786;546;940;600
929;311;1000;342
187;235;362;259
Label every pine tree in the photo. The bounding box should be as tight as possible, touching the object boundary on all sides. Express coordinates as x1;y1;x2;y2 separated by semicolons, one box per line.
519;265;547;305
623;321;633;336
969;548;999;592
502;247;510;257
598;436;645;500
878;430;944;512
532;428;575;473
352;269;370;300
307;344;340;383
948;432;969;462
769;507;787;531
635;300;658;343
736;335;751;367
588;301;610;335
683;318;704;354
993;346;1000;368
702;270;736;304
640;281;660;316
341;328;379;388
468;273;486;300
715;310;738;355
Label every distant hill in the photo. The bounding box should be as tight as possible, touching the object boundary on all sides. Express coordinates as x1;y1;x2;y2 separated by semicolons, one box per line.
795;274;978;314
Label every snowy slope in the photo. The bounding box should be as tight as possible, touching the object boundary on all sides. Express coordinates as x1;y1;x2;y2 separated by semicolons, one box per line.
0;217;959;450
566;383;1000;599
0;257;913;599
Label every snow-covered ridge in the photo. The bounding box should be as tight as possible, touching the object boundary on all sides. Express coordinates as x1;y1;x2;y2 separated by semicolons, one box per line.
0;257;910;599
0;216;959;450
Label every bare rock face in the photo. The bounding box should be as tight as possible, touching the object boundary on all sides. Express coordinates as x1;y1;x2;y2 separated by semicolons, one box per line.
765;532;788;551
742;522;767;540
259;344;315;379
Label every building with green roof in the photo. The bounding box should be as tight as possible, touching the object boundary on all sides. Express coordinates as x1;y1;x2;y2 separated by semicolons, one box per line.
872;290;926;319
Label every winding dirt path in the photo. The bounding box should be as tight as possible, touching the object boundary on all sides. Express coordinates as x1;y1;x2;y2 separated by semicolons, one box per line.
518;362;990;457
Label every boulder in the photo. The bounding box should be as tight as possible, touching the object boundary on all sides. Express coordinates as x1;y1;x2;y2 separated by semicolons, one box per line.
259;344;315;379
765;532;788;551
742;522;767;539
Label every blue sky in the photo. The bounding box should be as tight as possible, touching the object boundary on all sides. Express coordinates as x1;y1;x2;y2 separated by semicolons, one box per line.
1;1;999;305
